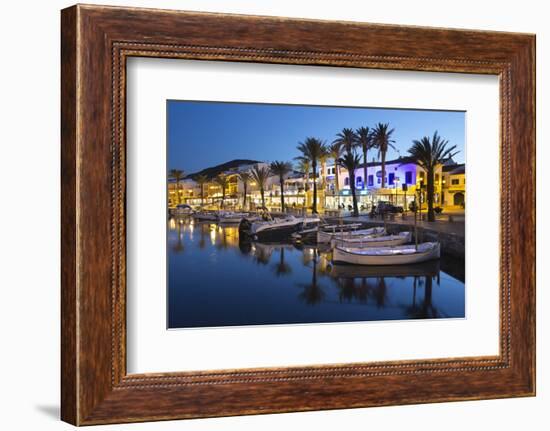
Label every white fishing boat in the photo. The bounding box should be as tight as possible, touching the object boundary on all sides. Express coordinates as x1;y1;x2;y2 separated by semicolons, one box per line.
317;226;385;243
192;211;218;221
331;231;412;248
332;242;440;266
217;211;254;224
171;204;193;216
239;216;321;242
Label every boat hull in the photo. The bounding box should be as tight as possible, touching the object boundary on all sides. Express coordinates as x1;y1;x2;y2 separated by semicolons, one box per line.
331;231;411;248
333;242;440;266
318;226;385;243
193;213;218;221
240;217;320;242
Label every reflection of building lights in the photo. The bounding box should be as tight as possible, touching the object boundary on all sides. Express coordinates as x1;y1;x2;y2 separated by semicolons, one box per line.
169;219;176;230
209;229;216;245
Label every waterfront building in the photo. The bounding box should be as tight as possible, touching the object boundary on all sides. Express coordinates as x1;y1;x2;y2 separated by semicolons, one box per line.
441;163;466;208
323;157;465;212
168;157;465;213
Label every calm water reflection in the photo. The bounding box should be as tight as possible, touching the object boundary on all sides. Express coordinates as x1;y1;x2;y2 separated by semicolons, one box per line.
168;217;465;328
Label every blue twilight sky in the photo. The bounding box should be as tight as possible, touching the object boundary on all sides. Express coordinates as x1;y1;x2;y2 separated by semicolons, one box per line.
167;100;465;174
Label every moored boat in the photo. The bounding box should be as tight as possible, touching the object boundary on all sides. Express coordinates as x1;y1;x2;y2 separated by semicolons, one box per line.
239;216;320;242
331;231;412;248
332;242;440;266
170;204;194;216
217;211;256;224
317;226;385;243
192;211;219;221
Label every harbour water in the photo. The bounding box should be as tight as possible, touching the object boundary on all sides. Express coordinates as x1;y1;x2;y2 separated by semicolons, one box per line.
168;217;465;329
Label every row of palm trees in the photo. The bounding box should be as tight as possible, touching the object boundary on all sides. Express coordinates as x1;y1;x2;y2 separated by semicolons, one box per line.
237;163;292;211
294;122;398;217
170;124;457;222
293;125;457;222
173;163;293;211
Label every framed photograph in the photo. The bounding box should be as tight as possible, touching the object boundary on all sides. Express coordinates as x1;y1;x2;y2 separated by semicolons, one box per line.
61;4;536;425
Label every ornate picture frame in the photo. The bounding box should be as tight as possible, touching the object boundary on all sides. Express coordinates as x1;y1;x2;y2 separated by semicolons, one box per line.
61;4;535;425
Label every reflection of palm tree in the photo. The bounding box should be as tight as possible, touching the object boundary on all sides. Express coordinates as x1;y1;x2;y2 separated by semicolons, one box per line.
171;222;184;253
297;249;325;305
216;227;230;250
273;247;292;277
404;275;442;318
372;277;388;308
337;278;358;303
335;277;371;304
198;224;207;249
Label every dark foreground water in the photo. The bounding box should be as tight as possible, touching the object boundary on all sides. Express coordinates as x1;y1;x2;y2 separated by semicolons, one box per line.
168;217;465;329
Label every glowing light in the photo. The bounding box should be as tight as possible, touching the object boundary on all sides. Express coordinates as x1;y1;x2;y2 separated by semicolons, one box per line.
210;228;216;245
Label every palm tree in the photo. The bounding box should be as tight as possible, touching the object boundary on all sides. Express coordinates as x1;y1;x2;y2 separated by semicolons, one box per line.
195;174;209;207
333;128;358;155
270;161;293;212
214;174;229;209
168;169;185;205
319;145;330;208
405;131;458;221
338;151;362;217
329;142;344;206
237;171;251;210
372;123;396;188
356;126;374;189
296;137;327;214
251;165;271;209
